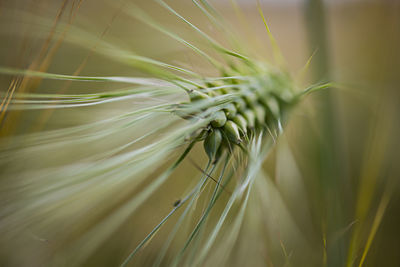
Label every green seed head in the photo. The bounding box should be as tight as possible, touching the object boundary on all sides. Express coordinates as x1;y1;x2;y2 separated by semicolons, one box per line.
211;110;227;128
253;104;266;126
266;97;280;118
223;103;237;119
223;120;242;145
242;109;256;129
181;65;297;163
204;128;222;161
234;98;247;112
243;91;257;107
232;114;248;135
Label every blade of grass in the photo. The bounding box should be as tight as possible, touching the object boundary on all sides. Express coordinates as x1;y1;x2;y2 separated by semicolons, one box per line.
155;0;250;63
120;159;215;267
256;0;285;66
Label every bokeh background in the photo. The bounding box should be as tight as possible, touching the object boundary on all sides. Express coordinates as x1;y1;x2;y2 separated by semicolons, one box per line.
0;0;399;266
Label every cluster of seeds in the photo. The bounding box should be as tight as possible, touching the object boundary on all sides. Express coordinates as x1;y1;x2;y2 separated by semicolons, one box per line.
178;69;296;163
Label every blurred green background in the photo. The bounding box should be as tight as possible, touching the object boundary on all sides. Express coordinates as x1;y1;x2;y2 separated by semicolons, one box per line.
0;0;399;266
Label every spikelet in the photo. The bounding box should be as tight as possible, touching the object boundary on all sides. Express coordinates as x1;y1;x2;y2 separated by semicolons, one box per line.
181;67;296;162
